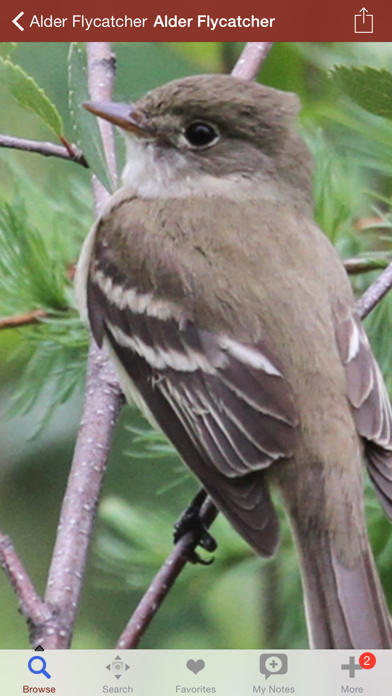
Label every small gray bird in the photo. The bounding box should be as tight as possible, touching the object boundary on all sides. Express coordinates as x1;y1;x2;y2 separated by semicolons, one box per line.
76;74;392;648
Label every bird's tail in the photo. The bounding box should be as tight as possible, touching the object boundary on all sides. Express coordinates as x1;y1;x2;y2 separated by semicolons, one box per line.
288;517;392;648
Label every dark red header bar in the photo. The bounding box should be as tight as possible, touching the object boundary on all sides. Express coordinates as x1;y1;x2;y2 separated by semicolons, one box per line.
2;0;391;41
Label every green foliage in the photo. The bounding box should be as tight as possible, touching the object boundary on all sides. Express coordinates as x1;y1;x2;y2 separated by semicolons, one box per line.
304;90;392;184
259;43;307;97
168;42;226;72
0;165;90;427
7;316;87;432
0;55;63;136
68;43;114;192
124;425;179;459
96;494;266;648
0;200;69;313
331;66;392;121
305;128;365;249
97;498;177;585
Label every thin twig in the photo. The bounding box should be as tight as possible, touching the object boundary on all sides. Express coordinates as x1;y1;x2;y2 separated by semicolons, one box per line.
231;43;274;80
0;309;47;330
0;133;88;167
356;261;392;320
344;258;388;275
0;532;52;639
117;500;218;649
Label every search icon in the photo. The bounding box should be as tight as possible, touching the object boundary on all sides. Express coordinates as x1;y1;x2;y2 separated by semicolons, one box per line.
28;656;51;679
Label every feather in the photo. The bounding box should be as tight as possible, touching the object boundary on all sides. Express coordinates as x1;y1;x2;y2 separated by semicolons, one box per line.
334;311;392;520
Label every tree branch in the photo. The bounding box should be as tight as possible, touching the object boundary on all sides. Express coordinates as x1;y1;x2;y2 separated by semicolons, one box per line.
231;42;274;80
39;342;123;648
34;42;122;649
0;309;47;330
344;258;387;275
116;499;218;649
0;133;88;167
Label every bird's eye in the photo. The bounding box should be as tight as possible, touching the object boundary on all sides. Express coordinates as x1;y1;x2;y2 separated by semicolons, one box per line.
184;122;219;148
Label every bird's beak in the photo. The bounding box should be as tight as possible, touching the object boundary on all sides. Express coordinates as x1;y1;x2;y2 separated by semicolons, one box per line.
83;101;152;137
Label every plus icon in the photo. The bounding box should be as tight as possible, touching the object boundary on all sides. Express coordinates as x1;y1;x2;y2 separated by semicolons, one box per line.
268;660;278;669
341;656;363;678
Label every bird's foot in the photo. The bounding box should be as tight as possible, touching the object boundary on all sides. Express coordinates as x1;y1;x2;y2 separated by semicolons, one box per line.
173;489;217;564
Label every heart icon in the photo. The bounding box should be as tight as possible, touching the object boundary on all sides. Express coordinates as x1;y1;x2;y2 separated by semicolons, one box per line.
186;659;205;675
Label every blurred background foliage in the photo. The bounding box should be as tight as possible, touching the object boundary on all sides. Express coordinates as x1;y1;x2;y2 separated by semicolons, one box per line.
0;41;392;649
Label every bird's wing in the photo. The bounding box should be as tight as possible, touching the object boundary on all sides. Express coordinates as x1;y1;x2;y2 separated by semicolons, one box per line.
334;309;392;518
86;259;299;556
87;269;298;475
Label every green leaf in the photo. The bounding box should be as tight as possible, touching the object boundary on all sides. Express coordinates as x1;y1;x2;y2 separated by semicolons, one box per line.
0;56;63;136
68;42;114;192
0;42;17;59
331;66;392;121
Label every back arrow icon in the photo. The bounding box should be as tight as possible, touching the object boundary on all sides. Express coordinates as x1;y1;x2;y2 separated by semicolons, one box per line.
13;11;24;31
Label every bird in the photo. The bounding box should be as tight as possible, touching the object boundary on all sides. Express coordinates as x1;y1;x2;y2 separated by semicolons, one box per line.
75;74;392;648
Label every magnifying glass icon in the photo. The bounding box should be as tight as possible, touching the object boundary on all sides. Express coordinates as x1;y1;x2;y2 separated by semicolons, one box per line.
28;656;51;679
